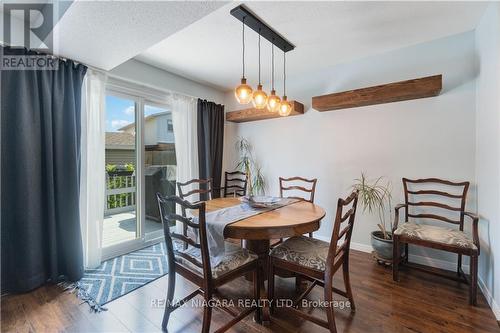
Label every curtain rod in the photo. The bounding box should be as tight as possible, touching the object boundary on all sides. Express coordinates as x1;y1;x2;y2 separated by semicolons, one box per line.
106;74;200;102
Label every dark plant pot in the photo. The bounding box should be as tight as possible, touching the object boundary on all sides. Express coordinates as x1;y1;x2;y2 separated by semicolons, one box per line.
371;231;403;260
108;170;134;177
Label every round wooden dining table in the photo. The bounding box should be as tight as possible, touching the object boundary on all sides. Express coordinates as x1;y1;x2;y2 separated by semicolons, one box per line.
205;197;326;323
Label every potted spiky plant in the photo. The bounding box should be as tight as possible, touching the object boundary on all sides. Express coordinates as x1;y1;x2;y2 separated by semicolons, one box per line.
235;137;266;196
352;173;403;261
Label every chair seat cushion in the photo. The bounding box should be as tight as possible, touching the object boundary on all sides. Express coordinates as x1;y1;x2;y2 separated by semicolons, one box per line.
394;222;477;250
270;236;330;271
176;242;258;278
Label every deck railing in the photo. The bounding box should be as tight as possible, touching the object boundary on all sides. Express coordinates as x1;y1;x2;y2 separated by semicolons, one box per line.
105;174;136;215
104;165;177;217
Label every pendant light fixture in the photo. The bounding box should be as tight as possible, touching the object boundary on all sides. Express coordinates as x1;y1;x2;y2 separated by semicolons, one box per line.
231;5;295;112
235;17;253;104
267;41;281;112
279;50;292;116
252;29;268;109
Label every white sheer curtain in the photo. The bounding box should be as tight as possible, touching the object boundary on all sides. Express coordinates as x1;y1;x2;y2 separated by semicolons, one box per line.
170;94;199;229
80;69;107;269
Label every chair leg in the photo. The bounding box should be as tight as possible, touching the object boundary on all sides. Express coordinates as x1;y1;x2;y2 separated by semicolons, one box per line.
342;257;355;312
404;243;409;263
253;267;261;322
324;276;337;333
393;236;400;282
470;255;478;306
202;292;213;333
295;275;305;293
162;272;176;331
457;254;463;277
267;258;275;315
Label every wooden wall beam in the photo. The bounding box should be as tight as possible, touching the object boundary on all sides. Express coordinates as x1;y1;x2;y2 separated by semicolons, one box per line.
226;101;304;123
312;75;442;112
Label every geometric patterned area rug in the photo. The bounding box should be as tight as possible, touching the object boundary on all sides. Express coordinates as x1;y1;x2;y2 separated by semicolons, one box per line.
67;242;168;311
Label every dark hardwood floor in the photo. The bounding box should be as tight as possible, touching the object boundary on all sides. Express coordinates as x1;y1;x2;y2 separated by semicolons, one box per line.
2;250;499;333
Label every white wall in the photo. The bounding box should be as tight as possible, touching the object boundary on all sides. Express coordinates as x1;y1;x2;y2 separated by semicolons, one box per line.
110;59;225;104
224;31;477;263
475;2;500;319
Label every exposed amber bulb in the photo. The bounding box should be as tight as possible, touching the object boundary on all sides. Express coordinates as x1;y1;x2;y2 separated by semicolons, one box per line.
279;95;292;116
267;90;281;112
235;78;253;104
252;84;268;109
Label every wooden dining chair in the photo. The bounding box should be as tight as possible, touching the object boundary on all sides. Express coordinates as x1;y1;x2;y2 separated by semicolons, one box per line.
268;191;358;333
156;193;261;333
278;176;318;239
220;171;248;197
275;177;319;288
392;178;480;305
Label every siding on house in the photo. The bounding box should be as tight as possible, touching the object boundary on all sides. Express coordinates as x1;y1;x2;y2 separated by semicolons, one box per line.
106;149;135;165
120;112;174;145
105;112;176;167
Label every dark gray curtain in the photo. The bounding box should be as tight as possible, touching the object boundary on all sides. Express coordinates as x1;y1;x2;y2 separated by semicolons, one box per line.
197;99;224;200
1;47;87;293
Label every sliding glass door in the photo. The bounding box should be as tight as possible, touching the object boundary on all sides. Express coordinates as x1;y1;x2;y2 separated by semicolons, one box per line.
143;103;177;240
102;88;174;259
103;95;139;248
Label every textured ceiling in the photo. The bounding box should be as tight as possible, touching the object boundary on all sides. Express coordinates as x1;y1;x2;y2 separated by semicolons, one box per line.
51;1;226;70
136;1;488;91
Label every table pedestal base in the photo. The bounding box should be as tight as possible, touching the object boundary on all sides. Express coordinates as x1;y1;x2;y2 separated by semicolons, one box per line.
243;239;271;324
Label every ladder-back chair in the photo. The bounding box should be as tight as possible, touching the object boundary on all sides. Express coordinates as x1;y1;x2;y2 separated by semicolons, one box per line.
392;178;479;305
268;191;359;333
156;193;261;333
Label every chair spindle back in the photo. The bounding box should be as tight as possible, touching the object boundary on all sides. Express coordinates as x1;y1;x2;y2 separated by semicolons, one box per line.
279;176;317;203
156;193;212;280
402;178;469;231
327;191;358;272
177;178;213;203
223;171;247;197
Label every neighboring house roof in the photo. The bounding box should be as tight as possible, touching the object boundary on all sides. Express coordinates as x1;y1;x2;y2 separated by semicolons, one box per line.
118;111;171;131
106;132;135;150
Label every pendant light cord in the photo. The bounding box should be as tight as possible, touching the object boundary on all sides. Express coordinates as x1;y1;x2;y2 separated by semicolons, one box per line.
258;29;261;85
283;51;286;95
271;41;275;91
242;17;245;78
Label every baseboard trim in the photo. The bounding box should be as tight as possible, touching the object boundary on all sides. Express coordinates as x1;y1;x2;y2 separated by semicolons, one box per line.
478;277;500;320
350;241;373;254
349;241;471;272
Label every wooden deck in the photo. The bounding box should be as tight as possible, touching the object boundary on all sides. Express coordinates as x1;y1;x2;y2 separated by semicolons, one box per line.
2;250;498;333
103;210;163;247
